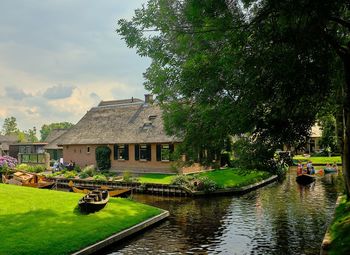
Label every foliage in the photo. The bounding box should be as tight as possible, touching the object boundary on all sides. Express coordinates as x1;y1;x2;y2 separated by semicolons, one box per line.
26;165;46;173
0;184;161;255
93;174;107;181
82;165;96;177
74;165;81;173
123;171;132;183
1;116;19;135
318;114;338;153
78;171;89;179
25;127;38;142
118;0;350;195
40;122;73;141
293;156;342;165
63;171;77;179
0;155;17;170
328;196;350;255
15;163;29;171
95;146;111;170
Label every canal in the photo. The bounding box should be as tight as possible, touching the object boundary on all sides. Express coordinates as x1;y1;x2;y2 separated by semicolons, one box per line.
101;167;342;255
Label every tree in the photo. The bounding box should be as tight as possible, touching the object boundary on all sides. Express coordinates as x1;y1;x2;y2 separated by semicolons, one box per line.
318;115;338;154
1;116;19;135
118;0;350;195
40;122;73;141
25;127;38;143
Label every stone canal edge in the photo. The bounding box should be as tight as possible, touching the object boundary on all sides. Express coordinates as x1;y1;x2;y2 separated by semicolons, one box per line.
320;195;343;255
71;210;170;255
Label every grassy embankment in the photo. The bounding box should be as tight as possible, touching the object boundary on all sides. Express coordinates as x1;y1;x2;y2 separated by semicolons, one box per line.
328;196;350;255
0;184;161;255
293;155;342;165
138;168;272;188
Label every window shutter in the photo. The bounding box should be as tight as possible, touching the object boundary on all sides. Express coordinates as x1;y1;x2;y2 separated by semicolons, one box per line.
156;144;161;161
169;144;174;161
135;144;139;161
147;144;152;161
124;144;129;160
113;144;118;160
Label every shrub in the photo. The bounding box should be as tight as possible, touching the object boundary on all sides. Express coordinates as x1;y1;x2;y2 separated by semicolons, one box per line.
27;165;46;173
78;172;89;179
0;155;17;171
196;176;218;192
64;171;77;179
123;171;132;183
74;165;81;172
93;174;107;181
16;163;29;171
171;174;218;193
82;165;96;177
95;146;111;170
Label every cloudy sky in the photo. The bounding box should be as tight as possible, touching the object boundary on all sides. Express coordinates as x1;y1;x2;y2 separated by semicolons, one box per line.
0;0;149;133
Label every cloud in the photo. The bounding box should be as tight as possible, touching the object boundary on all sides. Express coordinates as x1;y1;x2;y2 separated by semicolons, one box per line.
42;84;76;99
90;92;101;105
5;86;32;100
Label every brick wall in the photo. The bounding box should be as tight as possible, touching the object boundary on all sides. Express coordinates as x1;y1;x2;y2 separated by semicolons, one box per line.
62;143;177;173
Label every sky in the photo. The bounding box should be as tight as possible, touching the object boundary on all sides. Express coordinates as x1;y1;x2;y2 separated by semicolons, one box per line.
0;0;149;133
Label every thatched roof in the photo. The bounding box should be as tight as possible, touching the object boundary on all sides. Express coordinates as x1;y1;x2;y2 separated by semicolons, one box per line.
58;99;182;145
44;129;69;150
0;135;17;151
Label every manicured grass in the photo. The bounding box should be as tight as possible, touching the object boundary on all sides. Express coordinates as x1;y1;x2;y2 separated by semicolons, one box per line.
293;155;342;165
0;184;162;255
194;168;272;188
138;173;176;184
328;196;350;255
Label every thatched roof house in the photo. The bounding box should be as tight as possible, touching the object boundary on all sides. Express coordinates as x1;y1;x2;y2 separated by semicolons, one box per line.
0;134;17;156
44;129;70;161
58;95;182;173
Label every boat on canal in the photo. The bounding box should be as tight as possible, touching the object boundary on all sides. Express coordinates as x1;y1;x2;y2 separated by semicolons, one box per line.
296;174;316;185
78;189;109;213
68;181;132;197
324;168;338;174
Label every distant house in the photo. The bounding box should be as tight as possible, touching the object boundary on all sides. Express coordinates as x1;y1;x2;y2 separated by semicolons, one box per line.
0;135;17;156
44;129;69;161
58;95;182;173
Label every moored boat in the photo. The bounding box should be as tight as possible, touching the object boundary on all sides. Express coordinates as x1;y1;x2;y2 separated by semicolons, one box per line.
324;168;337;174
69;181;132;198
78;190;109;213
2;171;54;189
296;174;316;185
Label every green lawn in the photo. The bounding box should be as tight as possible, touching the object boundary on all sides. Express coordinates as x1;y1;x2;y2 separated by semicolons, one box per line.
328;196;350;255
293;156;342;165
138;173;176;184
194;168;272;188
0;184;162;255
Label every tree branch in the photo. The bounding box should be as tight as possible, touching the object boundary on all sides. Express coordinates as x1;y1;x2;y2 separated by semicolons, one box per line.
329;16;350;31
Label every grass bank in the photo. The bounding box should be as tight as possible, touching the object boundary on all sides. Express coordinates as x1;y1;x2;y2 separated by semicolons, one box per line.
195;168;272;188
0;184;162;255
327;196;350;255
293;155;341;165
138;173;176;184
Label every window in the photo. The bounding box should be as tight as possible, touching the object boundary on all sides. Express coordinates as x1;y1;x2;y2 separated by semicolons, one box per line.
87;146;90;153
140;144;148;160
113;144;129;160
161;144;170;161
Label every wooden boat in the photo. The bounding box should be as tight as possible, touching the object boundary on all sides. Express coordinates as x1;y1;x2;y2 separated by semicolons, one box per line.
78;190;109;213
296;174;316;185
324;168;337;174
2;171;54;189
69;181;132;198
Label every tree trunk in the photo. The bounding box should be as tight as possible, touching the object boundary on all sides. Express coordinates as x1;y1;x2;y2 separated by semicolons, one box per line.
342;51;350;197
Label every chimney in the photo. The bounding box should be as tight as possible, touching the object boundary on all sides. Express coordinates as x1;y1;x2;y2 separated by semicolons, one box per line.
144;94;153;104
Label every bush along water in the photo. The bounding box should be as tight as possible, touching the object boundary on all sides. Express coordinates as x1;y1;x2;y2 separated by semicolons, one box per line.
171;174;219;193
95;146;111;170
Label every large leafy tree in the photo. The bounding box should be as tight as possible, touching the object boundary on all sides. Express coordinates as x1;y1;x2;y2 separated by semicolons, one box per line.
118;0;350;194
1;116;19;135
40;122;73;142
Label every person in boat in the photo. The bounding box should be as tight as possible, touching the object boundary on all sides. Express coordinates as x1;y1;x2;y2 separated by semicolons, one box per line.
332;163;338;172
67;160;75;170
297;161;303;176
306;161;313;174
310;166;316;175
325;163;331;171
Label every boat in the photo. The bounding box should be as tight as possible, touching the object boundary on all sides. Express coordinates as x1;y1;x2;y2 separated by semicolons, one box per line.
2;171;54;189
296;174;316;185
78;189;109;213
324;168;337;174
68;181;132;198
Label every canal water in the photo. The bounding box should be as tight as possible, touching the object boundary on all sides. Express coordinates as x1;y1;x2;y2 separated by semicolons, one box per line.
101;168;342;255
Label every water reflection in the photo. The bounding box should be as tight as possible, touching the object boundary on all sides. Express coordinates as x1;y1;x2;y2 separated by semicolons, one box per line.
100;167;341;255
